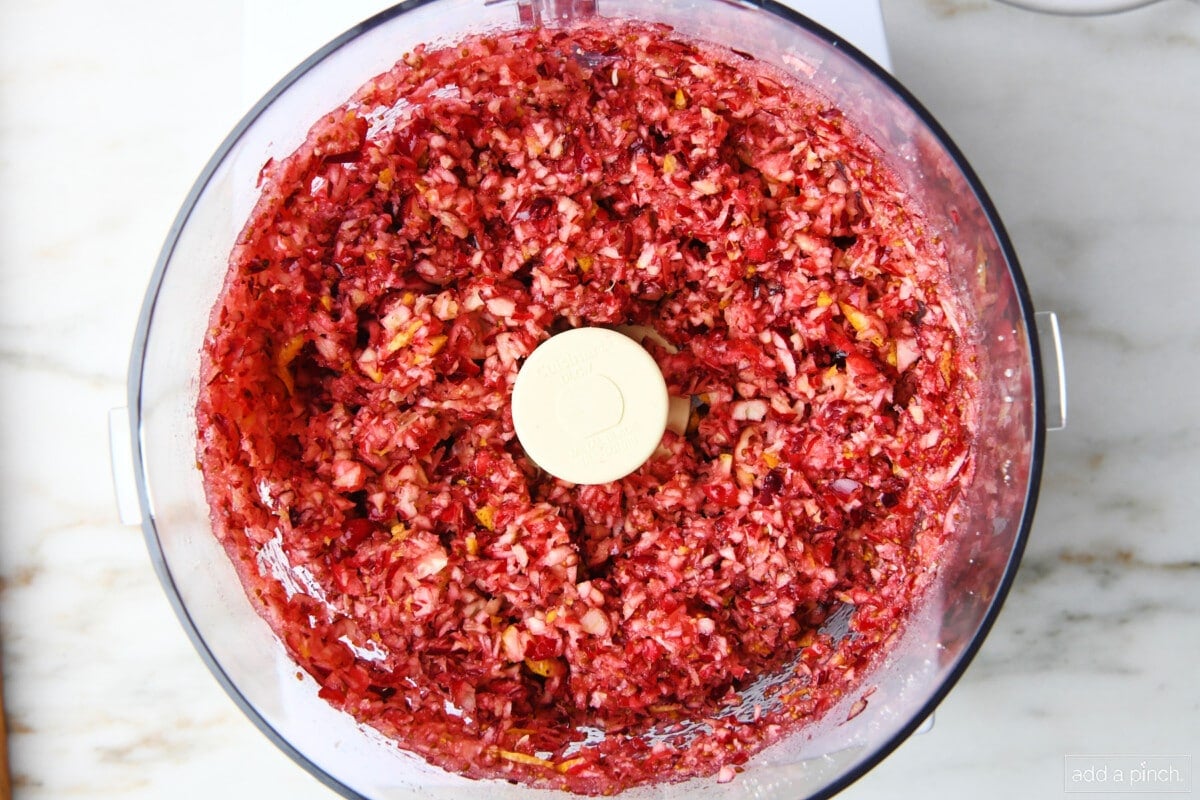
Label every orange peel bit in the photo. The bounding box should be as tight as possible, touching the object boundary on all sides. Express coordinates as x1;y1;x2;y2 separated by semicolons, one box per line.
524;657;564;678
474;505;496;531
275;334;306;395
557;757;587;773
940;349;953;385
496;749;554;769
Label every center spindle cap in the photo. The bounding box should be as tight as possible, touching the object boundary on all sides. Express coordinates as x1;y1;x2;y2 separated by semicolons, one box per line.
511;327;669;485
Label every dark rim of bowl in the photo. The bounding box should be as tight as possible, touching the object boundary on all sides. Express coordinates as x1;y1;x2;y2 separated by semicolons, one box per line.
127;1;1046;797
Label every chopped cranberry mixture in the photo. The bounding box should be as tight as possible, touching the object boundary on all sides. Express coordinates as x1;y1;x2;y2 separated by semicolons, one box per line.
197;21;977;794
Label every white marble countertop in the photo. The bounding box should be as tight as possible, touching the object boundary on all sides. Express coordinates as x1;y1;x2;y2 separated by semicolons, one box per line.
1;0;1198;797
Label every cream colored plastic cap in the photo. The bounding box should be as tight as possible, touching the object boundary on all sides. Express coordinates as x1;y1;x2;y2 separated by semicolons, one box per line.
512;327;669;485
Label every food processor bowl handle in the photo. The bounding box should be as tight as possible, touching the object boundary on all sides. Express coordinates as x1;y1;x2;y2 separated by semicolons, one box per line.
109;407;144;526
1035;311;1068;431
517;0;598;25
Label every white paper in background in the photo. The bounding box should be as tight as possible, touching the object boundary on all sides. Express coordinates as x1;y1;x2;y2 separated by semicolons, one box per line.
241;0;891;105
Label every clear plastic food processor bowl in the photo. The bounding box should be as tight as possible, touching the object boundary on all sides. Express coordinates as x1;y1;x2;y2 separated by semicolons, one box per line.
112;0;1066;797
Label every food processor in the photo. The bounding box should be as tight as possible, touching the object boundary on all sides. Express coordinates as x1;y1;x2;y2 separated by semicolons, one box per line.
109;0;1067;797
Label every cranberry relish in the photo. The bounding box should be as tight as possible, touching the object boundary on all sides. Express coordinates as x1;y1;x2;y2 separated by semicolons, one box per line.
197;21;977;795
